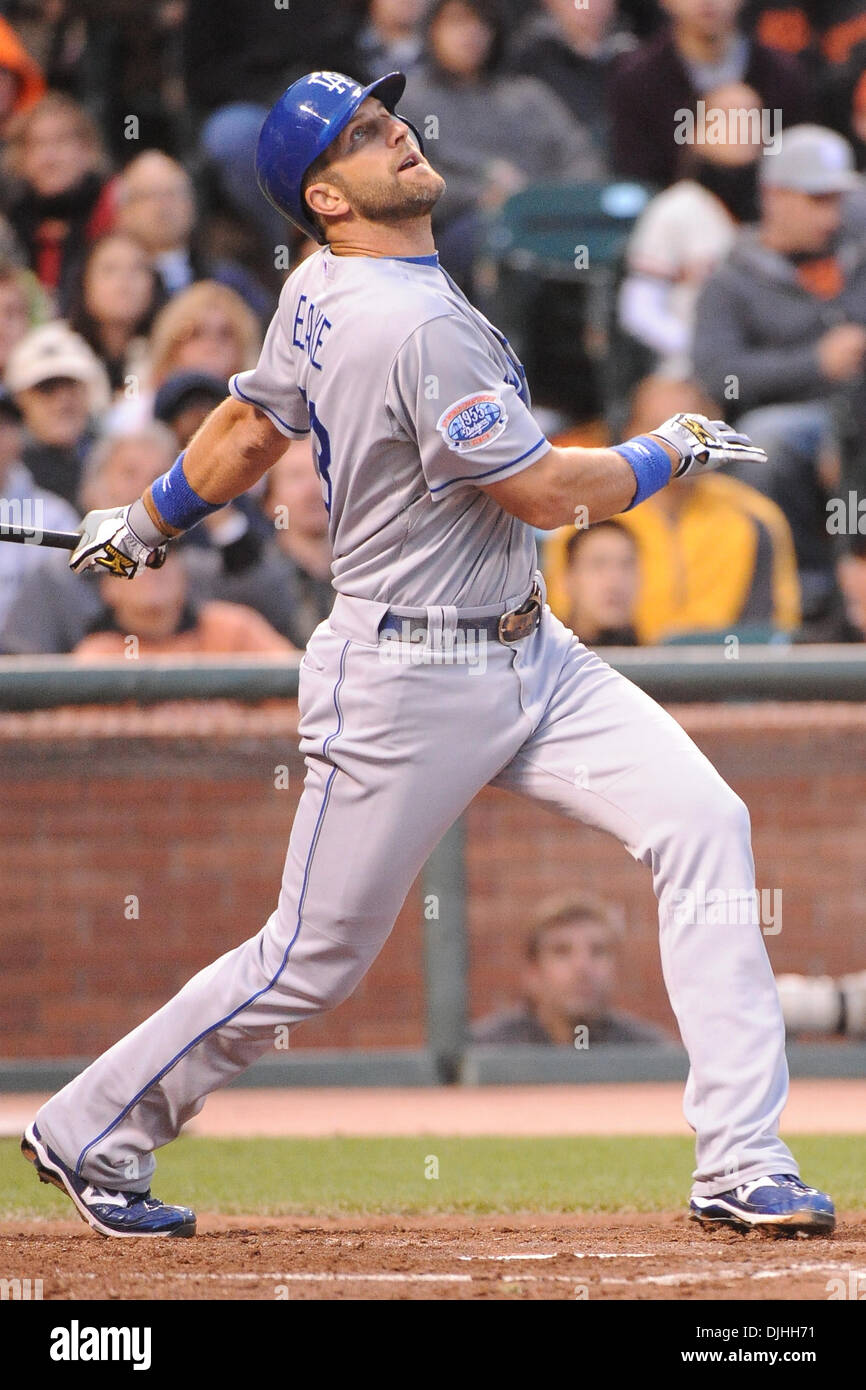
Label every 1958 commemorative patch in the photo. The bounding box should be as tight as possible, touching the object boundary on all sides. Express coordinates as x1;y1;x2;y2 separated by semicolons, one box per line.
436;392;507;453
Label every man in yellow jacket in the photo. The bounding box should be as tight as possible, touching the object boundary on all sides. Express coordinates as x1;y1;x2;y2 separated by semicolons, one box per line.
546;379;801;644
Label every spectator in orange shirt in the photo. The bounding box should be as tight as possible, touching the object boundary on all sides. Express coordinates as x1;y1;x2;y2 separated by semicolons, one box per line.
74;551;296;659
0;16;45;139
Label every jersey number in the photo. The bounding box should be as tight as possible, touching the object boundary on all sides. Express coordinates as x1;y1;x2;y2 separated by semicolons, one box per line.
303;394;333;515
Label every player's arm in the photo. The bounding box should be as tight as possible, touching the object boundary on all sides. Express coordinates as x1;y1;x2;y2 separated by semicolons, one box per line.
388;317;766;531
67;398;288;578
140;398;288;534
481;416;769;530
69;273;308;578
481;442;648;530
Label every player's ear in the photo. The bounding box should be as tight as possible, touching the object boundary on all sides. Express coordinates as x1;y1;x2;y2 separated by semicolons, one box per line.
305;179;351;224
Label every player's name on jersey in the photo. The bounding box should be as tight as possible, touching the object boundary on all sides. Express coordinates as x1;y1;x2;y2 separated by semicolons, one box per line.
292;293;332;369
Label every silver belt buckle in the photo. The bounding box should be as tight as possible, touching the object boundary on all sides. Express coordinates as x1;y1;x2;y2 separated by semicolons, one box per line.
497;583;542;644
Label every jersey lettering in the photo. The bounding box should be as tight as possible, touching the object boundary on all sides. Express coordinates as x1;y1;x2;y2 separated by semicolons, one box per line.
292;294;332;370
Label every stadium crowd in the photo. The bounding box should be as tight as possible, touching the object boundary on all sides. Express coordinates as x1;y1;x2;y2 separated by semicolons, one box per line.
2;0;866;652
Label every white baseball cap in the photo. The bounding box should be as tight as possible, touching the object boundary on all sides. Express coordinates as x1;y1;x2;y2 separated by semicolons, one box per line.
761;124;861;194
4;321;110;412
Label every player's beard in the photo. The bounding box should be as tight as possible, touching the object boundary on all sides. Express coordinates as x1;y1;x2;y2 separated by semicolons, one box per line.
333;167;446;226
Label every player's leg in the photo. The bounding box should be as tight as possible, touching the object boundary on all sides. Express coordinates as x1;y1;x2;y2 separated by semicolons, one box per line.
491;608;824;1216
33;615;531;1195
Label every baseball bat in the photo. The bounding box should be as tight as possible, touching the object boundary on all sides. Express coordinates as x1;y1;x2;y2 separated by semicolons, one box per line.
0;525;80;550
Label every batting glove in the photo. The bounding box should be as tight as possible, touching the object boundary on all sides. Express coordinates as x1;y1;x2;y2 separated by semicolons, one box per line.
649;413;768;479
70;504;168;579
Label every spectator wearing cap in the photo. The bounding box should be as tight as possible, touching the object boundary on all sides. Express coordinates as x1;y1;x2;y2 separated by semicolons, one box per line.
154;367;273;566
5;320;110;506
67;232;164;396
609;0;811;189
113;151;271;320
153;370;227;449
0;15;45;140
0;385;79;629
3;93;114;314
693;123;866;614
73;550;296;660
471;893;670;1045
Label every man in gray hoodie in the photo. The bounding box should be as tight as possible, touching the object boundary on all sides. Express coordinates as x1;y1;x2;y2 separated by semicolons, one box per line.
693;125;866;612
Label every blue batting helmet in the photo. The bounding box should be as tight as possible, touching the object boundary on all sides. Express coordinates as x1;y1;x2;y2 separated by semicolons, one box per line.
255;69;422;243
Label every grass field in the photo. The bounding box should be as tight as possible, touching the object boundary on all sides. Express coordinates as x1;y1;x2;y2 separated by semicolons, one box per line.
2;1134;863;1218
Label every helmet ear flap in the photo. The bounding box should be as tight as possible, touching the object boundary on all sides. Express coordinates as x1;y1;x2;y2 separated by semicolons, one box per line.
401;119;425;155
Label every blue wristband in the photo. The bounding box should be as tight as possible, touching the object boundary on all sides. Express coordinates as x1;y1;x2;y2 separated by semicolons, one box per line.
612;435;674;510
149;453;224;532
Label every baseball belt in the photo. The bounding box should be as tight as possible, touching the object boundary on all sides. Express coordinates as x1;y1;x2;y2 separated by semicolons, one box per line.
379;582;543;646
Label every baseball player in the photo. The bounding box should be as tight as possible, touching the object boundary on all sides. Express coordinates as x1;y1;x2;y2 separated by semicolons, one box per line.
22;71;833;1239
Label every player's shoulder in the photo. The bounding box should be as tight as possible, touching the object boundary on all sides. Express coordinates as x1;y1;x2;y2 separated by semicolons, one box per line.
315;249;462;342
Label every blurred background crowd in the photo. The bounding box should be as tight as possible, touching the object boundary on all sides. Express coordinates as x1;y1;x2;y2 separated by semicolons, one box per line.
2;0;866;655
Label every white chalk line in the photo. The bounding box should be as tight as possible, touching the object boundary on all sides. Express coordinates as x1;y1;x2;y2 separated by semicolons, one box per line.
457;1252;652;1262
573;1251;652;1260
62;1253;866;1291
602;1261;866;1289
69;1271;587;1286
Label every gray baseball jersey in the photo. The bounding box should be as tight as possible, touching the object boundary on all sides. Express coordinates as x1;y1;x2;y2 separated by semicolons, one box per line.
229;248;549;608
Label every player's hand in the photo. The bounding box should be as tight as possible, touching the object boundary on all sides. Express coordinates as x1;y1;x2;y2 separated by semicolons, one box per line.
70;505;168;579
649;413;768;479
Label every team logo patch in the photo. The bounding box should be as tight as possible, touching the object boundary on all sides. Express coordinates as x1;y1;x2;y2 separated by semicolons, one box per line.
436;392;508;454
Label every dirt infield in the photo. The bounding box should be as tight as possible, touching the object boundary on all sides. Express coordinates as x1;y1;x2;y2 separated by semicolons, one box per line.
2;1212;864;1301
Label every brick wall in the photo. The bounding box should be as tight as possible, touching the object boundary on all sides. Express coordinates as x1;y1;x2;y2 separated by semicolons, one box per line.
1;701;864;1058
